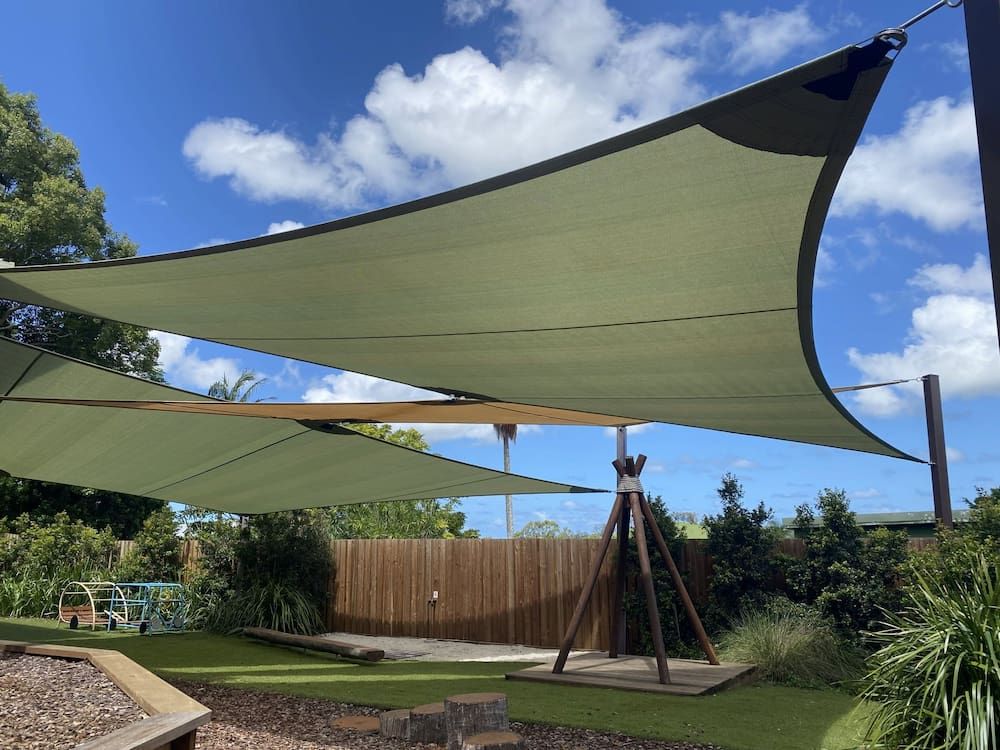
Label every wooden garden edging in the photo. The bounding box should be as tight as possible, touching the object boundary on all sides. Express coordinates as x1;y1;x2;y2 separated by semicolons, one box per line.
0;640;211;750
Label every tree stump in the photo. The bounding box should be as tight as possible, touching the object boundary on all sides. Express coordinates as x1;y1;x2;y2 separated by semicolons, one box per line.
409;701;446;744
379;708;410;740
445;693;509;750
462;730;525;749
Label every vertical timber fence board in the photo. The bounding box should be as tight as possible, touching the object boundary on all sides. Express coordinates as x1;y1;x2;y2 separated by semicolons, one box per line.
324;538;616;650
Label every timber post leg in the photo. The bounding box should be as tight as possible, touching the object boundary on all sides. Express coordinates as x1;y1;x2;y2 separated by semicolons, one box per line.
552;493;623;674
608;500;630;658
638;493;720;665
628;491;670;684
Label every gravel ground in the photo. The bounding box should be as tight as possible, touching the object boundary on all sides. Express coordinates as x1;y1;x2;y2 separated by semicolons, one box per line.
321;632;591;663
174;679;722;750
0;652;147;749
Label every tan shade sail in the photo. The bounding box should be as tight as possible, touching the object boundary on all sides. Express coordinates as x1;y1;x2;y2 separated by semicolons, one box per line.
0;397;645;426
0;338;600;513
0;39;916;461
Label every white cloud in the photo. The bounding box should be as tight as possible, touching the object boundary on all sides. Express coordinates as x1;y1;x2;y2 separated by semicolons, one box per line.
719;5;823;73
834;97;982;232
264;220;305;235
730;458;757;470
849;487;882;499
183;1;825;210
445;0;503;24
152;331;240;391
847;256;1000;417
946;446;964;463
301;370;539;443
603;422;656;438
815;246;836;288
909;253;993;296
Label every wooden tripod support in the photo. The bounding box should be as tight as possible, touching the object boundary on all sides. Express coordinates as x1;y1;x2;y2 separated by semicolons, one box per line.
552;454;719;683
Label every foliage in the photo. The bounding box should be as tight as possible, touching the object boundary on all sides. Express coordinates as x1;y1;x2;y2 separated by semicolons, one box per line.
0;81;164;526
208;581;325;635
0;476;166;538
207;370;270;402
1;617;869;750
966;485;1000;543
326;424;478;539
514;519;590;538
114;507;182;582
623;494;698;657
179;509;240;630
862;551;999;750
717;597;863;689
785;489;908;638
702;473;782;627
0;512;115;616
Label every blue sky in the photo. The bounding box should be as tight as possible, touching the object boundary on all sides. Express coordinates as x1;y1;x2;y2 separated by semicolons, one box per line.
4;0;997;536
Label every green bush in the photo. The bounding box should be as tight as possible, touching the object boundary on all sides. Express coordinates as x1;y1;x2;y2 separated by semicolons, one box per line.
0;512;115;617
114;507;182;582
207;581;325;635
717;597;862;689
703;473;782;627
862;550;999;750
785;490;908;639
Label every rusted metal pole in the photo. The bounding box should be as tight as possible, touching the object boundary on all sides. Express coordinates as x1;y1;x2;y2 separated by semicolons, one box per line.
629;491;670;684
553;492;623;674
922;374;954;527
963;0;1000;355
638;493;719;665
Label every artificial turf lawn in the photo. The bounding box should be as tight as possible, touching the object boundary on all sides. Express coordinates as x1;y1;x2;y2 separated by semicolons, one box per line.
0;618;869;750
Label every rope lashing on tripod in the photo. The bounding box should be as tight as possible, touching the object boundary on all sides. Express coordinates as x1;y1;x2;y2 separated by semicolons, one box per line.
617;475;644;494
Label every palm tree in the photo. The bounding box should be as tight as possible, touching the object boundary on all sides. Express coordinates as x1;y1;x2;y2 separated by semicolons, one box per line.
207;370;270;403
493;424;518;537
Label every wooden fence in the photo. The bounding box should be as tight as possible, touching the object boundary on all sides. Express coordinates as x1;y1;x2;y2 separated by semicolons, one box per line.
327;538;615;650
103;535;940;650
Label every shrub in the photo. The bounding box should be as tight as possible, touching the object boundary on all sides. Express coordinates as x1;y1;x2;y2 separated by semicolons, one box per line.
623;495;700;657
967;486;1000;543
703;473;782;628
717;597;862;688
862;550;999;750
207;581;325;635
114;507;182;582
785;489;908;639
0;512;115;617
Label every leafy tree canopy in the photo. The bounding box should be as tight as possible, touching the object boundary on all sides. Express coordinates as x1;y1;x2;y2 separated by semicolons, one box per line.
514;519;592;538
0;82;165;531
0;477;166;539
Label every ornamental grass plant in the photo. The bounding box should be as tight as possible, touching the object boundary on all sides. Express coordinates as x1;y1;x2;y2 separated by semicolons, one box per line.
717;597;863;688
861;550;999;750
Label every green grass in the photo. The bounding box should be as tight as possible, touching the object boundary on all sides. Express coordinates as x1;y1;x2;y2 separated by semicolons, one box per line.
1;617;870;750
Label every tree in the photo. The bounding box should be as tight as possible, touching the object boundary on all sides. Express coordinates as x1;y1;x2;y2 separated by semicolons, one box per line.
0;478;165;539
702;473;782;626
0;82;165;530
115;506;182;582
327;423;479;538
207;370;270;402
514;519;584;538
786;489;908;638
0;83;162;376
493;424;517;537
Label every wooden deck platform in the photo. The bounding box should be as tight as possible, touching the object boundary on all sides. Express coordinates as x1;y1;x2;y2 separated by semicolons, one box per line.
505;653;756;696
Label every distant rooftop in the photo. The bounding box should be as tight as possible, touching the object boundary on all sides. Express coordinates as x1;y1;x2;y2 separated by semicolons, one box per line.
782;510;971;529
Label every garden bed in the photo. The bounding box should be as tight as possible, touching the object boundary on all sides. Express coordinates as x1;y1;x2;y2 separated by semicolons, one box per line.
174;679;723;750
0;651;147;749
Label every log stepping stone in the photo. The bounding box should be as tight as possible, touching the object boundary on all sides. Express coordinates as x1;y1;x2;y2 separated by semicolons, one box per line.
331;714;379;733
379;708;411;739
445;692;509;750
410;701;446;744
462;730;526;750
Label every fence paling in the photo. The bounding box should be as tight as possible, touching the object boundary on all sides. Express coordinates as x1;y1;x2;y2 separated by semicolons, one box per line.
41;535;937;649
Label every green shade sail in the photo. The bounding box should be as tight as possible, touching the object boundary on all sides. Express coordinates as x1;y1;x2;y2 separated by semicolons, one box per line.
0;40;916;461
0;337;599;513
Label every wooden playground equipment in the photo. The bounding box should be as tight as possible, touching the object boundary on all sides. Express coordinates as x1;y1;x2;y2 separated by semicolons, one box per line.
58;581;187;634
